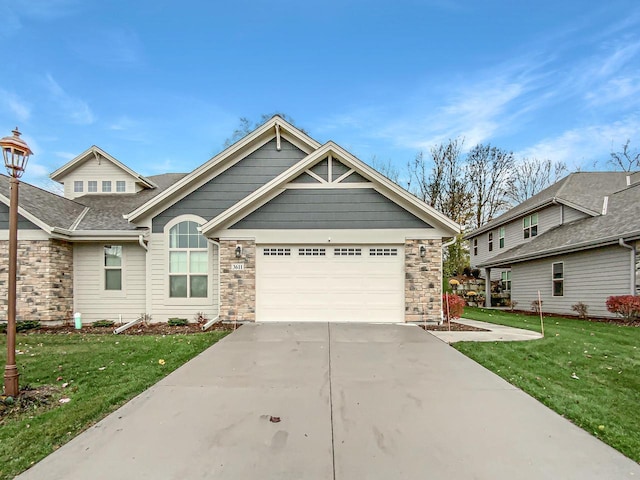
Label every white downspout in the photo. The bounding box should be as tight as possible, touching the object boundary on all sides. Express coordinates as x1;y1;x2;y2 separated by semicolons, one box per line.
441;236;458;322
618;238;636;295
202;238;222;330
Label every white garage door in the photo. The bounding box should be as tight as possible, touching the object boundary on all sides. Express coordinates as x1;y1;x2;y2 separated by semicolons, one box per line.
256;245;404;322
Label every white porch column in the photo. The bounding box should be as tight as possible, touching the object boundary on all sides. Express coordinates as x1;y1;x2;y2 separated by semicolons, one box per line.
484;268;492;307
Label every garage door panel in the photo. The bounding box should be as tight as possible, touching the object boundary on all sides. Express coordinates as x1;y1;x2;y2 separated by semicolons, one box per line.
257;245;404;322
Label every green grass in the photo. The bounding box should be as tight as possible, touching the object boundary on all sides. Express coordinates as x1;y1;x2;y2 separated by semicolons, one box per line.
0;330;228;479
457;307;640;463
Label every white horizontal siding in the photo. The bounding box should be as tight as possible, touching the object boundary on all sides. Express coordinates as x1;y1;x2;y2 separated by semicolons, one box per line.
73;243;146;323
62;157;138;199
511;246;632;317
148;232;219;323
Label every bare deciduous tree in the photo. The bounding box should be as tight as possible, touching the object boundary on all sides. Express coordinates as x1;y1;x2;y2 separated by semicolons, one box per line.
223;113;305;147
609;139;640;172
370;156;402;184
466;144;513;229
506;158;567;204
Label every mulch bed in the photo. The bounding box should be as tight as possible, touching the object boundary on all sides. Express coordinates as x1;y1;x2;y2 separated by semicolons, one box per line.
420;321;489;332
25;322;235;336
0;385;64;422
509;309;640;327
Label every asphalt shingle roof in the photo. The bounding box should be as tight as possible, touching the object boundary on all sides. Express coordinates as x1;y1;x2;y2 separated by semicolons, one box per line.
469;172;631;237
480;181;640;267
0;172;187;232
0;175;86;230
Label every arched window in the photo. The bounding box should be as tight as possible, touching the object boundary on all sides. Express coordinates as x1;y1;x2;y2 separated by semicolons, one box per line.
168;220;208;298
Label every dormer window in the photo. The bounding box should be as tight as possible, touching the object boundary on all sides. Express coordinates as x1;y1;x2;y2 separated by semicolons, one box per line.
88;181;97;192
102;180;112;193
116;180;126;192
74;181;83;193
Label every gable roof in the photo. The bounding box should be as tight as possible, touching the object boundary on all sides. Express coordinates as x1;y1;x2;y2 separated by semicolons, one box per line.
124;116;321;223
200;141;461;236
466;172;631;238
479;181;640;267
49;145;157;189
0;175;86;232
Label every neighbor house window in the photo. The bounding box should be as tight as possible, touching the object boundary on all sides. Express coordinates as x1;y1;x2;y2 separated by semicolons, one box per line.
499;227;505;248
116;180;126;192
169;221;208;298
488;232;493;252
102;181;112;192
74;181;83;193
501;271;511;291
552;262;564;296
523;213;538;239
104;245;122;290
88;181;98;192
473;238;478;256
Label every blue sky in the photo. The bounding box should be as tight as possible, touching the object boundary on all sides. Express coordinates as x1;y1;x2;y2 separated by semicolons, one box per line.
1;0;640;189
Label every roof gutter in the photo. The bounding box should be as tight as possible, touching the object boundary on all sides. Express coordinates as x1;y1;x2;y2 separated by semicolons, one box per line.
618;238;636;295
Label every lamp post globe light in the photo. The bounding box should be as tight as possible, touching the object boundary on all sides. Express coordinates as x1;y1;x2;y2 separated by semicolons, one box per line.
1;127;32;397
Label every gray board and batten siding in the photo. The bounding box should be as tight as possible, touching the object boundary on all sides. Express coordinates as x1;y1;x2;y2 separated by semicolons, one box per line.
0;202;39;230
152;139;306;232
230;189;432;230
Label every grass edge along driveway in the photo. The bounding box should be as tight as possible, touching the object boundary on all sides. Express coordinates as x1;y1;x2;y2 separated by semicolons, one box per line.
0;330;229;480
457;307;640;464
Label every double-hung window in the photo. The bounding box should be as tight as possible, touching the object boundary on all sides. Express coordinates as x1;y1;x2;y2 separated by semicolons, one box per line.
499;227;505;248
552;262;564;296
488;232;493;252
523;213;538;239
501;271;511;291
473;238;478;256
104;245;122;290
169;221;208;298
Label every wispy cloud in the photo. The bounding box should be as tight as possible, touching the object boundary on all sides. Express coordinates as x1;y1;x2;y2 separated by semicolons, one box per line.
0;0;80;37
517;115;640;169
0;88;31;122
44;74;95;125
54;151;77;161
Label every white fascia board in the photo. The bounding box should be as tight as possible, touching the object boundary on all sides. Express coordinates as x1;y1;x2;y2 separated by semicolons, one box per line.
555;198;600;217
50;146;156;188
0;193;53;234
216;228;446;244
50;227;147;240
124;118;320;223
202;141;461;236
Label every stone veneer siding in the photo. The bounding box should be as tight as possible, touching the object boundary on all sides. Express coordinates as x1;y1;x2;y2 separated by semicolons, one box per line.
0;239;74;323
405;239;442;322
219;239;256;322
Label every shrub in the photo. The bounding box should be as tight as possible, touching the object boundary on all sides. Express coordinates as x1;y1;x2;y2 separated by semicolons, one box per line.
462;266;472;277
471;268;481;279
442;294;465;320
168;318;188;326
92;320;115;328
571;302;589;319
1;320;41;333
193;312;208;325
531;299;543;313
605;295;640;320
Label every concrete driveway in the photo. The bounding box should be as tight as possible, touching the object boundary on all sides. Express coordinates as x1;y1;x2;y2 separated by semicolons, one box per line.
18;323;639;479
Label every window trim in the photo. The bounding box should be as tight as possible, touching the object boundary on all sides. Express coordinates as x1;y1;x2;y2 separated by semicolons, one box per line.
102;180;112;193
523;213;539;239
165;216;210;301
499;227;505;248
103;245;125;295
88;180;98;193
552;261;564;297
73;180;83;193
501;270;511;291
116;180;126;193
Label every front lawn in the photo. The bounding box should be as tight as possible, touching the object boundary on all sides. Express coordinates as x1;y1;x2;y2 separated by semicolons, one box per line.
457;307;640;463
0;330;228;480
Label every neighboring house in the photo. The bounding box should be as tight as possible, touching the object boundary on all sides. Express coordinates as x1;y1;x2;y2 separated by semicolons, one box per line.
0;116;459;325
465;172;640;317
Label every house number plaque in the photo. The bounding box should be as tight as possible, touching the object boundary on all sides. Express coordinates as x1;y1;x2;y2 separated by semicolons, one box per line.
231;263;245;271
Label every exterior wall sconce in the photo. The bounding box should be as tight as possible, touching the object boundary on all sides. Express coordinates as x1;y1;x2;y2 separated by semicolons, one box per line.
235;244;242;258
420;245;427;258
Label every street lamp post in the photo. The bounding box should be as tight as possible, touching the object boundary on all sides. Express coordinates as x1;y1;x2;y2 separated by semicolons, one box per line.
1;127;32;397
